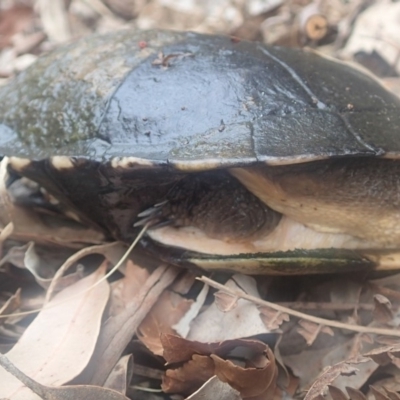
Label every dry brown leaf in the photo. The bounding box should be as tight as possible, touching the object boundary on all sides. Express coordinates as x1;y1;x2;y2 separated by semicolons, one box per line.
172;270;197;295
108;259;151;317
188;275;272;342
103;354;133;395
297;320;334;346
23;241;84;290
0;353;130;400
81;264;180;386
214;290;240;311
173;282;209;338
283;332;379;393
259;306;289;330
185;375;242;400
364;345;400;366
328;385;348;400
162;334;270;364
346;386;367;400
161;334;277;398
161;334;220;364
0;264;110;399
373;295;394;324
304;358;369;400
383;387;400;400
138;290;193;355
46;241;126;301
163;354;216;394
0;288;21;325
211;347;277;399
370;386;390;400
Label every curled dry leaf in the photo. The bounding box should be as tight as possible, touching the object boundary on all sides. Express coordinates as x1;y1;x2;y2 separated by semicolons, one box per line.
163;353;216;395
211;348;277;399
161;334;277;398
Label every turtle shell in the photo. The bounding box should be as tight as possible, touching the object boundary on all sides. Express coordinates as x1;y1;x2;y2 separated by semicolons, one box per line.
0;29;400;164
1;30;400;274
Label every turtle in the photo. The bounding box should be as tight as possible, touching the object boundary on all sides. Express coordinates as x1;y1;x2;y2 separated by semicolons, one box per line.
0;29;400;275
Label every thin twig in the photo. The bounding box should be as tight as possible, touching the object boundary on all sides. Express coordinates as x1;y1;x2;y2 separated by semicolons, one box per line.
278;301;374;311
198;276;400;337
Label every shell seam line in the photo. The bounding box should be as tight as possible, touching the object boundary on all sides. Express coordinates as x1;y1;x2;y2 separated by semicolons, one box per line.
258;45;383;155
258;46;327;110
248;121;258;161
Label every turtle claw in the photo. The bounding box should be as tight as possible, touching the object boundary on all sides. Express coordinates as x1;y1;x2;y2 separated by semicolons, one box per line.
134;201;169;228
137;200;168;218
133;217;151;227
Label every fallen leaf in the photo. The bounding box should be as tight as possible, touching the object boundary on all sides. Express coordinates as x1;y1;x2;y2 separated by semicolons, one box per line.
163;354;216;394
103;354;133;395
0;353;130;400
0;288;21;325
161;334;277;398
211;347;277;399
259;306;290;330
297;320;334;346
304;358;370;400
370;385;390;400
188;275;272;342
328;385;348;400
138;290;193;355
0;264;110;399
173;282;209;338
185;375;242;400
346;386;366;400
373;295;394;324
81;264;180;386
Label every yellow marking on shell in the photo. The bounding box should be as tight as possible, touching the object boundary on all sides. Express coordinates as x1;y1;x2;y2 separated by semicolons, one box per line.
363;251;400;271
9;157;31;172
51;156;74;170
111;157;155;169
383;152;400;159
258;154;330;166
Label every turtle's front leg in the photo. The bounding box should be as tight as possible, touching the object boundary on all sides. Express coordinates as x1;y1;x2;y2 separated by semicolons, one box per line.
136;170;281;242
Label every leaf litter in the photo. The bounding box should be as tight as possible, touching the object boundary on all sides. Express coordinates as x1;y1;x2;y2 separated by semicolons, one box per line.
1;0;400;399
